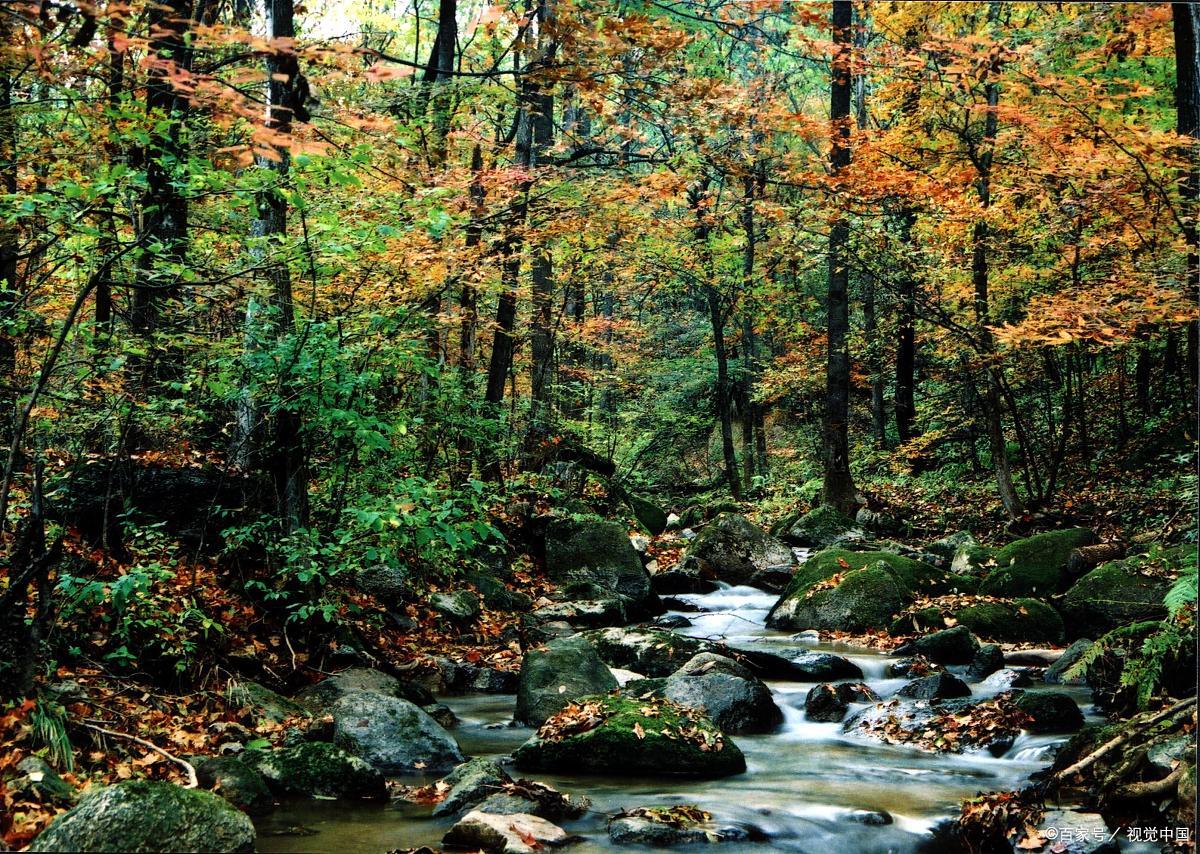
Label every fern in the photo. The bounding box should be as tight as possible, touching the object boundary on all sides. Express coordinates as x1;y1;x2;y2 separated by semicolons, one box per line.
1165;558;1197;619
31;700;74;772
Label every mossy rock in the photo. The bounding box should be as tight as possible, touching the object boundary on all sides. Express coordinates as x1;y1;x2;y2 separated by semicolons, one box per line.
515;635;619;726
329;691;464;773
895;625;979;665
951;545;998;576
544;518;652;613
582;627;708;677
893;598;1063;643
979;529;1095;597
925;531;977;563
1057;547;1192;639
1013;691;1084;733
228;680;311;724
627;494;668;535
190;755;273;815
464;569;532;612
678;513;794;586
767;550;967;632
780;504;861;548
240;741;386;800
30;780;255;853
513;695;746;778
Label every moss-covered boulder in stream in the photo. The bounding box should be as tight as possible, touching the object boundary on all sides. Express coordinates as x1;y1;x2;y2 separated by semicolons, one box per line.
240;741;387;800
889;597;1064;644
513;695;746;778
1057;547;1192;639
515;635;619;726
544;517;654;614
583;626;708;677
677;513;794;586
659;653;783;734
329;690;464;773
978;528;1095;597
766;550;973;632
30;780;255;853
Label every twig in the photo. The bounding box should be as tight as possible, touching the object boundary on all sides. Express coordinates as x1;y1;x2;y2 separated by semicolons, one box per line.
81;722;199;788
1052;697;1196;782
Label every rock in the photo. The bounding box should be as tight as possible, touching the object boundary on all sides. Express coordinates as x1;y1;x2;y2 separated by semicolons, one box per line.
778;504;863;548
544;518;654;615
355;563;411;607
1044;639;1094;685
583;627;707;677
526;599;628;630
660;653;784;734
13;757;74;805
978;528;1096;597
228;680;311;724
844;698;1017;756
608;815;709;846
767;549;966;631
778;652;864;681
979;669;1034;690
925;531;977;563
748;564;795;593
652;615;693;630
465;569;533;612
891;598;1065;644
514;695;746;778
650;569;719;595
468;667;520;695
894;672;971;700
677;513;794;586
1058;549;1187;639
845;810;892;825
805;682;878;722
966;644;1005;680
665;513;682;530
1013;691;1084;733
29;780;255;853
951;544;997;576
424;703;459;728
431;758;511;818
894;626;979;665
443;810;571;853
629;534;650;554
1033;810;1118;854
296;667;435;710
431;590;481;622
885;656;936;679
627;495;669;536
515;635;619;726
240;741;386;800
1146;734;1194;775
189;756;273;815
609;668;646;685
329;690;463;773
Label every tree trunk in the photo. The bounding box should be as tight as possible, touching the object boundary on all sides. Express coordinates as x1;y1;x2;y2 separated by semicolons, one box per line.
237;0;309;533
528;68;555;420
1173;3;1199;393
972;2;1024;520
821;0;858;515
133;0;192;334
430;0;457;166
894;208;918;443
0;15;18;448
707;286;741;502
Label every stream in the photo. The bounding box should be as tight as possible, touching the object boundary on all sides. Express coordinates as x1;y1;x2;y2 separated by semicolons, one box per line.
256;581;1100;853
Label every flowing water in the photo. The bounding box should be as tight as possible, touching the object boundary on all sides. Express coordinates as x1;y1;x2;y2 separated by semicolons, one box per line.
257;576;1099;853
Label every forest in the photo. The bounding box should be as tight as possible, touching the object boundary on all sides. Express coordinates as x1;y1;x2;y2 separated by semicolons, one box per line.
0;0;1197;851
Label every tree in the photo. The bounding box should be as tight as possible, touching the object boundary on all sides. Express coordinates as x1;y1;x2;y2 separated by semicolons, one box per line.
821;0;858;515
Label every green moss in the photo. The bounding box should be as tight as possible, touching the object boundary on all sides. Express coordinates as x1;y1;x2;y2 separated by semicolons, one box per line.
240;742;386;800
956;598;1065;643
785;504;858;546
584;627;707;677
780;549;948;601
512;695;745;778
980;529;1095;596
788;563;909;632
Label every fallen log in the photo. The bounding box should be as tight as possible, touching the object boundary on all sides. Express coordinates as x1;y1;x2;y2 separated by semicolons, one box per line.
1066;542;1125;577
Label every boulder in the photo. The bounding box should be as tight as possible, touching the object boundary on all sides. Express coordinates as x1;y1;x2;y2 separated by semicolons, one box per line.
296;667;434;710
431;590;481;622
891;598;1064;644
515;635;619;726
544;518;654;614
190;755;273;815
844;698;1018;756
1058;550;1186;639
925;531;977;564
608;815;709;846
524;599;627;630
978;528;1096;597
1044;639;1094;685
465;569;533;612
951;544;997;576
355;563;411;607
240;741;386;800
432;758;511;818
627;494;669;536
443;810;571;853
513;695;746;778
12;757;74;805
678;513;795;586
29;780;255;853
979;669;1033;690
228;680;311;724
965;644;1005;681
660;653;784;734
767;549;967;631
894;672;971;701
1013;691;1084;733
1032;810;1118;854
804;682;878;722
894;626;979;665
330;691;463;773
777;652;864;681
777;504;862;548
650;569;720;595
583;627;707;678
